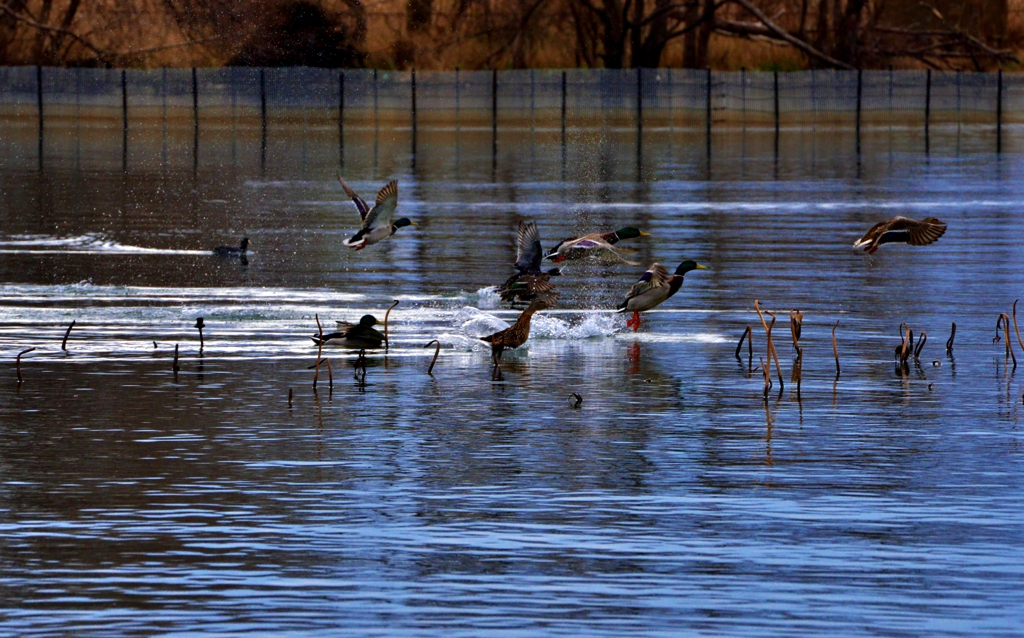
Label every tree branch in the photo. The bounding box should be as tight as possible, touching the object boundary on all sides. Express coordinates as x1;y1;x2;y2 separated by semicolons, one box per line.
0;1;111;65
725;0;856;69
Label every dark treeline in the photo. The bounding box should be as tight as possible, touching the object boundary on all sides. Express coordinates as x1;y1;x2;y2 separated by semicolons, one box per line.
0;0;1018;70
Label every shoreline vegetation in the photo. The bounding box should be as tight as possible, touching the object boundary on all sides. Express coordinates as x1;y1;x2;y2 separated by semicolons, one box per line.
0;1;1021;72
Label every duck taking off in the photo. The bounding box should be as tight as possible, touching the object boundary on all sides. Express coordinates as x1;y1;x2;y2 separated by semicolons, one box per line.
617;260;708;331
311;314;385;349
853;216;946;255
481;294;556;375
339;177;417;250
213;237;249;257
497;220;562;303
544;227;649;264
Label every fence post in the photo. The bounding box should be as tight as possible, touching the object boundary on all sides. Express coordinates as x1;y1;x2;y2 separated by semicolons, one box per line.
997;68;1003;154
856;68;862;155
636;67;643;171
260;68;267;170
411;68;417;158
491;69;498;163
36;64;43;169
338;70;344;168
191;67;199;170
925;68;931;154
121;69;128;171
773;70;779;155
706;67;712;159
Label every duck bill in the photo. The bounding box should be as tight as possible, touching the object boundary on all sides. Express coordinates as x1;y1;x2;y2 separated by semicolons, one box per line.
695;264;709;270
639;231;651;237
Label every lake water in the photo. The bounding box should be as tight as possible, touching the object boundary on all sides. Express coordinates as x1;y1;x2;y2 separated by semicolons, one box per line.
1;113;1023;635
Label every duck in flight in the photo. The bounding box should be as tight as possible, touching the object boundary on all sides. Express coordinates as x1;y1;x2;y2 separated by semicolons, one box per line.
496;220;562;304
339;177;417;250
213;237;249;257
853;216;946;255
311;314;385;349
617;260;708;331
544;227;648;264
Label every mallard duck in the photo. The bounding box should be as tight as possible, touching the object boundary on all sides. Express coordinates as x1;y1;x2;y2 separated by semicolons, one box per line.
213;237;248;257
311;314;385;348
544;227;647;264
617;260;708;331
481;294;556;374
544;227;648;264
339;177;417;250
853;216;946;254
497;221;562;303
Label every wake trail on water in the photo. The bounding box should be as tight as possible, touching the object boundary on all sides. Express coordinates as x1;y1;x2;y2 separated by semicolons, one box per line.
0;234;212;255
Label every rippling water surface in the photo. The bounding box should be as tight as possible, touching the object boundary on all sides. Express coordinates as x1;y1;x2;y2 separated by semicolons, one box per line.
1;118;1023;635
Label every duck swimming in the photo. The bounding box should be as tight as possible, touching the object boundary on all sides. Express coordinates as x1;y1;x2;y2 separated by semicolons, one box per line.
213;237;249;257
497;221;562;303
853;216;946;255
311;314;385;349
543;227;648;264
339;177;416;250
617;260;708;331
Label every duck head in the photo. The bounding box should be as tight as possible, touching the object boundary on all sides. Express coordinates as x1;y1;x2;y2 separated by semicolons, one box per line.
675;260;709;276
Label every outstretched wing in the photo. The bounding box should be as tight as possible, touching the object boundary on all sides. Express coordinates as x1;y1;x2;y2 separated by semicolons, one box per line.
514;221;543;273
625;263;669;301
362;180;398;230
894;216;947;246
338;176;370;221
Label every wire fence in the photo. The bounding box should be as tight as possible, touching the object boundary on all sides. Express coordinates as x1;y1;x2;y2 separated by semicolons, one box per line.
0;66;1016;171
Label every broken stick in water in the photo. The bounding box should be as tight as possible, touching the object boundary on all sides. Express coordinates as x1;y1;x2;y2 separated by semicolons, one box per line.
61;320;75;351
754;301;784;391
313;314;324;389
914;332;927;360
173;344;180;373
195;317;205;352
832;320;840;378
946;322;956;355
16;347;35;384
735;326;752;359
384;300;400;350
425;339;441;375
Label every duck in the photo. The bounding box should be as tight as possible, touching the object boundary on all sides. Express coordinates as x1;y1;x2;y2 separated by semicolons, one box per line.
311;314;385;349
496;220;562;303
481;294;556;375
853;216;946;255
339;177;417;250
213;237;249;257
543;226;648;264
617;260;708;331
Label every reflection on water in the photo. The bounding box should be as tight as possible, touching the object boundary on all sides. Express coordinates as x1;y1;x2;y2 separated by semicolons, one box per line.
1;120;1024;635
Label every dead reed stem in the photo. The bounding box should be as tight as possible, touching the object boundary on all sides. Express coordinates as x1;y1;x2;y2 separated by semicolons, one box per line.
61;320;75;351
384;300;400;350
760;356;771;400
831;320;840;378
900;326;912;364
754;301;784;390
789;310;802;351
16;347;35;383
914;332;927;359
735;326;751;359
425;339;441;375
1013;300;1024;354
172;344;180;372
288;388;293;408
313;313;324;389
325;357;333;393
999;312;1016;368
946;322;956;354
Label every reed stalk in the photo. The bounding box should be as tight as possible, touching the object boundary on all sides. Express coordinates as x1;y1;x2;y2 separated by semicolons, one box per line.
288;388;293;408
914;332;927;359
999;312;1016;368
16;347;35;383
325;357;333;393
735;325;751;359
313;313;324;389
384;300;400;350
754;301;784;390
61;320;75;351
425;339;441;375
172;344;180;372
946;322;956;354
831;320;840;378
760;356;771;400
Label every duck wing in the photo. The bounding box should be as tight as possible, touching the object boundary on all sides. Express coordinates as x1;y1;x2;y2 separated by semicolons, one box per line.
625;263;669;301
890;216;947;246
361;180;398;230
514;221;544;274
338;176;370;221
566;237;639;265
